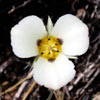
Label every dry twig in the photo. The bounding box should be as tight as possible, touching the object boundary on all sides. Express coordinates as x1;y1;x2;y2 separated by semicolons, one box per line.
0;72;32;96
13;81;28;100
22;81;36;100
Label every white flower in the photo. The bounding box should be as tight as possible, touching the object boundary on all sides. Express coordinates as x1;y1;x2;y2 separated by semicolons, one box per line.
11;14;89;90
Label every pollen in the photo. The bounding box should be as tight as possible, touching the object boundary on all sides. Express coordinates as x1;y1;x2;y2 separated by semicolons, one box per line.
37;36;62;61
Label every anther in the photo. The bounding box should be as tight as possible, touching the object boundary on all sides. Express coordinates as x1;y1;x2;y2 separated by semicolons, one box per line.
48;58;55;62
57;50;59;52
57;38;63;45
55;43;58;45
37;39;42;46
48;52;50;54
48;38;51;40
41;52;44;55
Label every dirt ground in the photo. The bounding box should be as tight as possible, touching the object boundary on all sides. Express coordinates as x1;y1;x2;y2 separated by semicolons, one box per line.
0;0;100;100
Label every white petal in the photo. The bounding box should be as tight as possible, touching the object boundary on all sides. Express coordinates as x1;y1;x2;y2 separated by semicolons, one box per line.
51;14;89;56
32;54;76;90
11;15;47;58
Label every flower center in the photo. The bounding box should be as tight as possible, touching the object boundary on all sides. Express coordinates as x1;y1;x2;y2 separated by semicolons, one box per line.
37;36;62;61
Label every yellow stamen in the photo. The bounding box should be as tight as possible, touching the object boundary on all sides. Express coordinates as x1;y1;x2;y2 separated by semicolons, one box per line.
37;36;62;60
